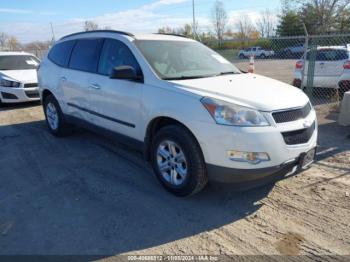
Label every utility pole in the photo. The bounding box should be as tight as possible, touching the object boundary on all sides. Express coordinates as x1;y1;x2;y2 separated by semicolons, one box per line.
192;0;196;39
50;22;56;42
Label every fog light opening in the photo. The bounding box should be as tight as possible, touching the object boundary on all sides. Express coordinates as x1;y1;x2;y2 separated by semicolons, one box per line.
227;151;270;165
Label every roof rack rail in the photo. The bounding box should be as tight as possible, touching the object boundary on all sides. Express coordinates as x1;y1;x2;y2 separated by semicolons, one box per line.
60;30;134;40
155;33;188;38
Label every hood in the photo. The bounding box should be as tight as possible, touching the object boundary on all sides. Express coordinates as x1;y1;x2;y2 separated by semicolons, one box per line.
0;69;38;84
170;73;309;111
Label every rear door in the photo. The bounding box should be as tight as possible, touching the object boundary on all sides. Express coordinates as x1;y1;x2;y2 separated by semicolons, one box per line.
63;38;103;122
314;49;348;87
319;49;348;76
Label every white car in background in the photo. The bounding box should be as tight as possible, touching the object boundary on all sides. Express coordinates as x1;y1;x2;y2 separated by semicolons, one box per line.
238;46;275;59
0;52;40;104
293;46;350;95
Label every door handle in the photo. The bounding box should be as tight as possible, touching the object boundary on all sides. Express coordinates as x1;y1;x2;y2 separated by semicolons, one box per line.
89;83;101;90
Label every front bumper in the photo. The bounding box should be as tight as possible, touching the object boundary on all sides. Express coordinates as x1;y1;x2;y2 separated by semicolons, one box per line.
187;106;318;185
206;151;310;184
0;86;40;103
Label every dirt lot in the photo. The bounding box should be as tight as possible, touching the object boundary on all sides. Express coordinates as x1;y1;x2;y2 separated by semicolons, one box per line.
0;102;349;259
217;50;297;85
234;59;297;85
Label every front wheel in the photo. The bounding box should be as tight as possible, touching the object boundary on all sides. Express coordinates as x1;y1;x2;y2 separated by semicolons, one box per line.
151;125;208;197
43;95;72;137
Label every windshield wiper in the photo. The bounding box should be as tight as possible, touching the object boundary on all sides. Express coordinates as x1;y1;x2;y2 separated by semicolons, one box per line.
216;71;239;76
163;74;216;81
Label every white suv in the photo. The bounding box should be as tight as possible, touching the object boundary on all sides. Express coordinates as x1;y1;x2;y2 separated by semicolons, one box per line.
0;52;40;104
39;31;318;196
293;46;350;96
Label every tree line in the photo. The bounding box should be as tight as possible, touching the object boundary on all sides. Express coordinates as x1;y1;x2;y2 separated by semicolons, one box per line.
158;0;350;44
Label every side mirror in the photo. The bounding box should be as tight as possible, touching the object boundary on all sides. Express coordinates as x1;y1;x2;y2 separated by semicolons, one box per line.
110;66;142;81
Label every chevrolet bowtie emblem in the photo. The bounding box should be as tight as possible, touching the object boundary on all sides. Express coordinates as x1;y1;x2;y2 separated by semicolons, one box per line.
303;120;312;128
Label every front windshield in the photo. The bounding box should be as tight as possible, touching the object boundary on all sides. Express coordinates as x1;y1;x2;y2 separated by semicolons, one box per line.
135;40;240;80
0;55;40;70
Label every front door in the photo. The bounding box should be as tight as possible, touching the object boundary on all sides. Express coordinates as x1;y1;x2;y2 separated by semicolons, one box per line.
88;38;144;140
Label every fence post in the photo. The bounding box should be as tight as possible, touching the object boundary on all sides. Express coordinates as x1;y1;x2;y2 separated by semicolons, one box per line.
301;23;309;92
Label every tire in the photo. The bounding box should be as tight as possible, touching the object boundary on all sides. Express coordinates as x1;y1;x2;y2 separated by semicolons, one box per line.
43;94;72;137
260;54;266;59
239;54;245;59
151;125;208;197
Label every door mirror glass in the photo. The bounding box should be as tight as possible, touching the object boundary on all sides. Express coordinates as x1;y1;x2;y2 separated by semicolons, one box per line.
110;65;142;81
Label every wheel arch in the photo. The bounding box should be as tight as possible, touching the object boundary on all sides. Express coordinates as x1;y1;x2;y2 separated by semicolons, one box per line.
41;89;54;103
144;116;202;162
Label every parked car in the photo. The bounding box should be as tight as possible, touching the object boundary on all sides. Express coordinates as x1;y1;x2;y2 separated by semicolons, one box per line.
238;46;275;59
0;52;40;104
281;43;305;58
293;46;350;96
39;30;318;196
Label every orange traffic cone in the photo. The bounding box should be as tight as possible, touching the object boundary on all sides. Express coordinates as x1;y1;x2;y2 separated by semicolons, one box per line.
248;55;255;73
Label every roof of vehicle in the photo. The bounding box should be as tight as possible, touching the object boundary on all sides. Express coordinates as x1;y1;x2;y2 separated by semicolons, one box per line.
0;51;35;56
317;45;349;50
60;30;195;42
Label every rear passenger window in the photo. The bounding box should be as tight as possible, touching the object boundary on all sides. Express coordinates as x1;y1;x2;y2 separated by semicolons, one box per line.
48;40;76;67
69;39;103;72
306;49;349;61
98;39;141;76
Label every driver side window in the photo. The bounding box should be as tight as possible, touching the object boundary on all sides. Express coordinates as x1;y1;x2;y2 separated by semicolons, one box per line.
98;39;141;76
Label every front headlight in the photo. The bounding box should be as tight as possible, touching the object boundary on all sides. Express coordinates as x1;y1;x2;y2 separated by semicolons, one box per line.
201;97;270;126
0;77;21;88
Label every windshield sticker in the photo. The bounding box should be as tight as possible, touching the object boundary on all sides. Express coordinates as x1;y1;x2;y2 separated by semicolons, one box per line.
212;55;230;64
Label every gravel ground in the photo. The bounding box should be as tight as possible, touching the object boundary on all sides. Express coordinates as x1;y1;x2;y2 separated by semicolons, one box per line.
233;59;297;85
0;102;349;259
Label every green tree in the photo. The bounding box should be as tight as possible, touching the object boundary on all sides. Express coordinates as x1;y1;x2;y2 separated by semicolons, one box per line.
283;0;350;34
337;9;350;33
276;11;305;36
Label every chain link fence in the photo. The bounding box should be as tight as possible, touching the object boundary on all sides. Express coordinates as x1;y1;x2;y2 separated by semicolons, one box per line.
205;34;350;115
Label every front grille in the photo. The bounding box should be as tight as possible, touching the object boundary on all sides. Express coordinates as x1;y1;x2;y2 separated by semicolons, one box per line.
272;103;312;124
24;83;38;88
25;90;39;98
282;122;316;145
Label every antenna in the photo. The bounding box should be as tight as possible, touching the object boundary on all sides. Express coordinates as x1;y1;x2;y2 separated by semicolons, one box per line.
192;0;196;39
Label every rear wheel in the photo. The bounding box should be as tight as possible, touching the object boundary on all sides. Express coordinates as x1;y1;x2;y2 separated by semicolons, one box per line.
151;125;208;197
43;95;72;137
239;54;245;59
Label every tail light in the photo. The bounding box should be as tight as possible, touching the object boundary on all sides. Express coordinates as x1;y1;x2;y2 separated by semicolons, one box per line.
343;61;350;69
295;61;303;69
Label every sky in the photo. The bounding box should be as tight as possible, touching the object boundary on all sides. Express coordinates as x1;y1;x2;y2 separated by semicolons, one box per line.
0;0;281;43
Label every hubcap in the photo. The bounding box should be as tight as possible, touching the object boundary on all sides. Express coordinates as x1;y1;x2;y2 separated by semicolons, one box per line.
46;102;59;130
157;140;188;186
